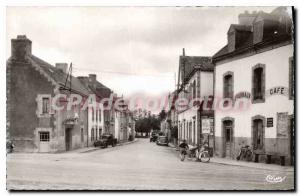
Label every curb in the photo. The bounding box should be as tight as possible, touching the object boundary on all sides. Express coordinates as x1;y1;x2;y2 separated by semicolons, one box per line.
117;138;138;146
79;139;138;153
210;160;294;171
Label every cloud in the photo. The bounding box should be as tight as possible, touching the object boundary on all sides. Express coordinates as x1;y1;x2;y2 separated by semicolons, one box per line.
6;6;277;113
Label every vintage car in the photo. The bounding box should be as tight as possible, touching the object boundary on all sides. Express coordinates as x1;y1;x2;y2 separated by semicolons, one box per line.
94;134;117;148
156;135;169;146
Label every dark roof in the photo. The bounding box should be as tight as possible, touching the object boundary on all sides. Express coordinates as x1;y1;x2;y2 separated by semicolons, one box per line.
28;55;90;96
77;76;111;99
213;7;292;62
228;24;252;33
180;56;213;81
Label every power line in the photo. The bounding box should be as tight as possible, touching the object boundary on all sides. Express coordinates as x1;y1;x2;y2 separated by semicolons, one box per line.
72;66;174;77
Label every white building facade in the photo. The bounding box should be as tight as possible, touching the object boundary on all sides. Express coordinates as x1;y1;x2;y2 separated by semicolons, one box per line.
213;7;294;165
177;50;214;147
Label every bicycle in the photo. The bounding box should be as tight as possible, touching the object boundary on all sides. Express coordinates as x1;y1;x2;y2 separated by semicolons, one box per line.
236;145;253;161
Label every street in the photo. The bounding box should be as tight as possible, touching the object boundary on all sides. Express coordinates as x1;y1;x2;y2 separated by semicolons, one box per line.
7;139;294;190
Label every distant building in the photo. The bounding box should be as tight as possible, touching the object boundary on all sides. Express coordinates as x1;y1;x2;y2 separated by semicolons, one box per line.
213;7;294;165
7;35;90;152
177;49;214;147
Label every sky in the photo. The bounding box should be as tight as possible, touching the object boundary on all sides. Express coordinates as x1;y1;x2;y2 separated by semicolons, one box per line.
6;6;277;113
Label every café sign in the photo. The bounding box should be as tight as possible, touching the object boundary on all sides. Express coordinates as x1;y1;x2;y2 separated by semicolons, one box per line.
266;86;289;98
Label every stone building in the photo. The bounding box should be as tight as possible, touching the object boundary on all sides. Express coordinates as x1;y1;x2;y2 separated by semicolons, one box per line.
78;74;113;146
7;35;90;152
177;49;214;148
212;7;294;165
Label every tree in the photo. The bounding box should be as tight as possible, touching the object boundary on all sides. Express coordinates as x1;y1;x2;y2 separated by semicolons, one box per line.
158;109;167;121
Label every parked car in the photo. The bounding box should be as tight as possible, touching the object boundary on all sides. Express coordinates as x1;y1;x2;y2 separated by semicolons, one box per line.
150;132;158;142
94;134;117;148
156;135;169;146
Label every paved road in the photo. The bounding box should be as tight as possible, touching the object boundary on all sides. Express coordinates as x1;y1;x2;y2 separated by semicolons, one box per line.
7;139;294;190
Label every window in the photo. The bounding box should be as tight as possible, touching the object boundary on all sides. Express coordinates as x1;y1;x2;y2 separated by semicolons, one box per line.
289;57;294;99
223;72;234;99
92;108;94;121
252;64;265;103
96;110;98;122
193;121;196;144
95;127;98;140
39;132;50;142
192;80;196;99
99;128;102;137
42;97;50;114
99;109;102;122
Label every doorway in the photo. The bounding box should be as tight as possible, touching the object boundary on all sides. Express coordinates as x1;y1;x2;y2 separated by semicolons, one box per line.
65;128;72;151
223;120;233;158
252;119;264;151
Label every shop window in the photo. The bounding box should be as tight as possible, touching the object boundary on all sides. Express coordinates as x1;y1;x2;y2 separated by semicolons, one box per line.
39;132;50;142
252;64;265;103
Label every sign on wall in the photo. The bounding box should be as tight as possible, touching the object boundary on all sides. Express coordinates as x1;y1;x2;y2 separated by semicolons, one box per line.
202;118;213;134
234;91;251;100
266;86;289;98
277;112;288;138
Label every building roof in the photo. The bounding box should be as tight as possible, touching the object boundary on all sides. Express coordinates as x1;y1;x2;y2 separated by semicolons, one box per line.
77;76;112;99
180;56;213;83
28;55;90;96
213;7;293;63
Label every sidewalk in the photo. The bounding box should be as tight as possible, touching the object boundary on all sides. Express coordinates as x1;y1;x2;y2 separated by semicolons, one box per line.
75;138;139;153
210;157;294;172
168;144;293;172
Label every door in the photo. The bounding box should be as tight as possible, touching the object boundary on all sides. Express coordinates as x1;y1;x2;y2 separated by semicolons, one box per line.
65;128;72;151
189;122;192;144
225;127;232;158
253;119;264;150
223;120;233;158
39;132;50;153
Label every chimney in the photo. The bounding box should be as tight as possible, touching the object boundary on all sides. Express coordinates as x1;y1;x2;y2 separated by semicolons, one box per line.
89;74;97;88
11;35;32;61
89;74;97;83
55;63;68;73
238;10;257;25
182;48;185;56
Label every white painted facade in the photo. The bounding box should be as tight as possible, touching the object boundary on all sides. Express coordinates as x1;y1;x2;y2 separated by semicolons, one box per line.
214;44;294;162
215;44;293;139
178;70;214;145
87;102;104;146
